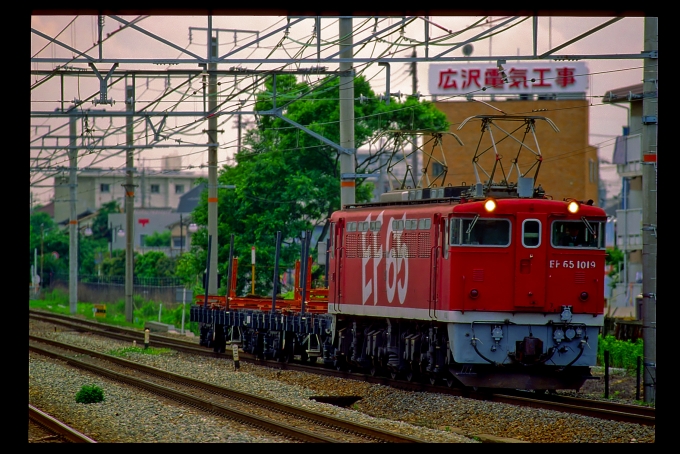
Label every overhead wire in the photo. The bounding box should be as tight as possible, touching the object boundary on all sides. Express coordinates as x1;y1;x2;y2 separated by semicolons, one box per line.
31;16;643;204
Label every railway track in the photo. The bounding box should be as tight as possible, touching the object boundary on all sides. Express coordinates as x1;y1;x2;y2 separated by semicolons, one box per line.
29;309;655;427
29;404;97;443
29;334;426;443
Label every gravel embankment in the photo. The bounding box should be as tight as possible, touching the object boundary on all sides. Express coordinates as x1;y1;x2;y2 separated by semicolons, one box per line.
29;320;655;443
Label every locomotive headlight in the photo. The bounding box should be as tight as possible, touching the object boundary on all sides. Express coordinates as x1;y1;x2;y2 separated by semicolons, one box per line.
579;292;589;301
484;198;497;212
469;289;479;299
567;200;580;213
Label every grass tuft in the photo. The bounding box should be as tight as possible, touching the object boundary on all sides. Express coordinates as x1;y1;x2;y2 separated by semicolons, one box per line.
75;384;105;404
107;346;174;357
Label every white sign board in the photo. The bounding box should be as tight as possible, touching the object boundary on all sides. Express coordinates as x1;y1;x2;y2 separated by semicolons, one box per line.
317;241;327;265
428;62;588;96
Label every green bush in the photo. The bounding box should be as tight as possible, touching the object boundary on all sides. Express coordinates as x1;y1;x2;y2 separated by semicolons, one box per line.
139;301;159;318
75;384;105;404
41;288;69;305
597;334;643;371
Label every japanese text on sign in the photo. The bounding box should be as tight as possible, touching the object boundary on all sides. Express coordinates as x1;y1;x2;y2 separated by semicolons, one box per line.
428;62;588;96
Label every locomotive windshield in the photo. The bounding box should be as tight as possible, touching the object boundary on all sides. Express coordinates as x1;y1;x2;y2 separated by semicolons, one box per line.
552;220;604;248
450;217;510;246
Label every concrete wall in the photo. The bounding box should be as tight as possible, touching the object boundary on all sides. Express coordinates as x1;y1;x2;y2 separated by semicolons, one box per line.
51;279;186;306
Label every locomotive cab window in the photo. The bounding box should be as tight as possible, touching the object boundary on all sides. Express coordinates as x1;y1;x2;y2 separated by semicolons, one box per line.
522;219;541;248
552;220;604;248
450;217;510;246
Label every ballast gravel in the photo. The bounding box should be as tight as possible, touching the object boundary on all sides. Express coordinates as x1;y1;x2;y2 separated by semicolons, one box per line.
28;319;655;443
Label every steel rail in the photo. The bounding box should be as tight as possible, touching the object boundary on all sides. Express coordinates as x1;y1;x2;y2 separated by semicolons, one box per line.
29;309;655;427
28;404;97;443
29;336;426;443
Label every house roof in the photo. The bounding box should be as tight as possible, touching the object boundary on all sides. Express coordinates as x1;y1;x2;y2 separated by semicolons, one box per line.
34;201;55;217
177;183;207;213
56;209;95;226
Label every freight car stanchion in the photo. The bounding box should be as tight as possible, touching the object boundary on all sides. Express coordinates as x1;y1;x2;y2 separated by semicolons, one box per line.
203;235;212;309
272;231;282;312
226;234;234;310
300;230;311;315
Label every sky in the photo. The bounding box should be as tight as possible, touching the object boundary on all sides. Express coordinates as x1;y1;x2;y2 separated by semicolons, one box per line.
30;15;652;206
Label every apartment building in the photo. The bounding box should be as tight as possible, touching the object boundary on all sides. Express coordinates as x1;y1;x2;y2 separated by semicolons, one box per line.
602;83;648;318
53;155;206;225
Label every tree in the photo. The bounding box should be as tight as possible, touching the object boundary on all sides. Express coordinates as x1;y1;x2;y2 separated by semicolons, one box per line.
144;231;171;247
135;251;176;278
606;246;625;291
175;251;204;290
91;201;122;241
100;250;126;277
29;212;69;280
192;73;449;296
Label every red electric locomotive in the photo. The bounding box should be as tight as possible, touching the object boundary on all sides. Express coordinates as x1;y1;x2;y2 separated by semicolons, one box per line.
327;114;606;391
191;114;607;392
327;184;606;390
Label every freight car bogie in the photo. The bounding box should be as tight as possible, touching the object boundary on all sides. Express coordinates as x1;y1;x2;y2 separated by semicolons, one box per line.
232;328;332;363
331;316;451;385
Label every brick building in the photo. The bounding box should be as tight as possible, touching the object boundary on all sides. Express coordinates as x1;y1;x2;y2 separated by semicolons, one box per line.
428;98;599;204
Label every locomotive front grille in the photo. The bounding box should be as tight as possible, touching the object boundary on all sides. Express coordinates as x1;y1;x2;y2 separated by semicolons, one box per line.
473;269;484;282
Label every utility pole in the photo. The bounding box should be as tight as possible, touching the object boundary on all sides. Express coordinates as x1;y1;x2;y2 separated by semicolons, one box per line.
124;84;136;323
68;113;78;314
140;165;146;208
641;16;657;404
207;34;219;295
232;113;254;162
40;223;44;284
410;49;418;185
235;112;242;152
339;17;355;207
